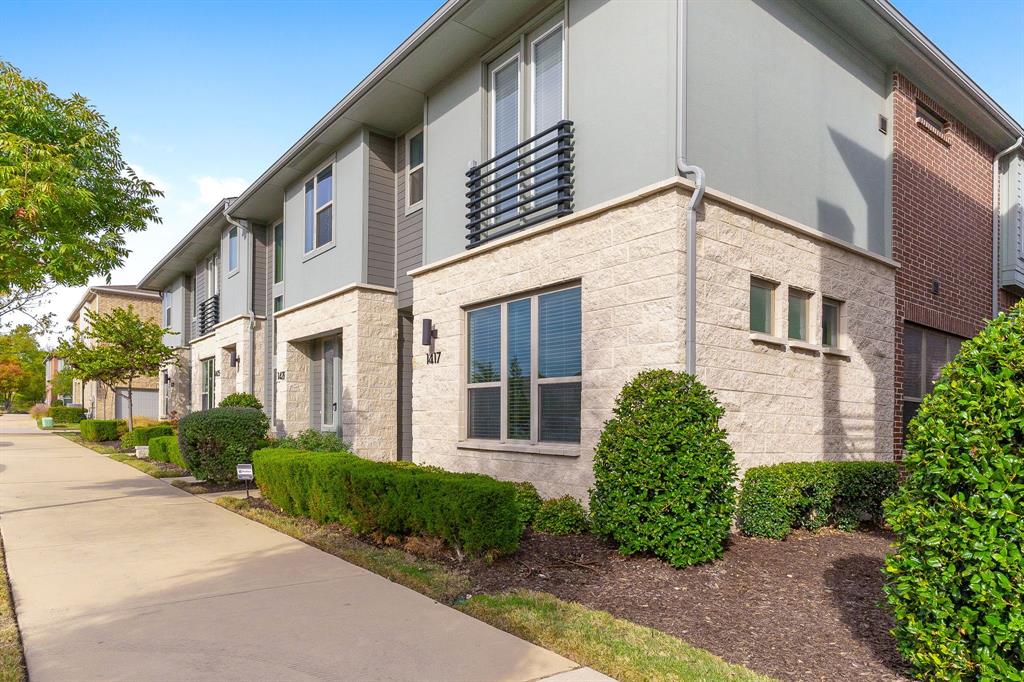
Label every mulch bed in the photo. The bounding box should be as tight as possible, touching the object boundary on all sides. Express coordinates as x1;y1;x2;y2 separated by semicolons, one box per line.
456;529;912;682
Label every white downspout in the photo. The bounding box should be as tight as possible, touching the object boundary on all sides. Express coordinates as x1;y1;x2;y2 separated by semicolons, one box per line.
677;0;706;376
992;137;1023;317
223;208;257;396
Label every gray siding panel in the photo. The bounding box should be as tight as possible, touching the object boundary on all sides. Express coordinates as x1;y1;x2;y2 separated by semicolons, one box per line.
687;0;888;254
367;133;396;288
193;264;206;339
395;137;423;309
252;224;268;317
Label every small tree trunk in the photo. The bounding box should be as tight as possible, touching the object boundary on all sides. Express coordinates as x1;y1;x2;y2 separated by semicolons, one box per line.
126;378;134;432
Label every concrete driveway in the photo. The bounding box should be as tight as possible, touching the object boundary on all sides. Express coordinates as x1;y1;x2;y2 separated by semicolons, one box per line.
0;414;605;681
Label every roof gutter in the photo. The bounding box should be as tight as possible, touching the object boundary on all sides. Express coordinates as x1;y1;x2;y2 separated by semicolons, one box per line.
867;0;1023;142
992;137;1023;317
227;0;471;218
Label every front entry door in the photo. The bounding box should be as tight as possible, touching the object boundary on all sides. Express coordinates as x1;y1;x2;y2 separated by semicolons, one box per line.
320;337;340;433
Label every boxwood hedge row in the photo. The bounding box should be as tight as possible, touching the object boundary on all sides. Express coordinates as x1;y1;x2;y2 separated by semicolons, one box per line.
253;448;523;557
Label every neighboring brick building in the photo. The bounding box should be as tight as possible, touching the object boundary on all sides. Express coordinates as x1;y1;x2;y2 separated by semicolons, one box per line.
68;285;163;420
891;73;1022;456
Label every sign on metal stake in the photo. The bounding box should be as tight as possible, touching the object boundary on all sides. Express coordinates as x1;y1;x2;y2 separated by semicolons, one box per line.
236;463;254;499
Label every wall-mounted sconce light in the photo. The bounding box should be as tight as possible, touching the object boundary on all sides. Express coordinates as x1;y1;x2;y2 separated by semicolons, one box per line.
422;319;437;346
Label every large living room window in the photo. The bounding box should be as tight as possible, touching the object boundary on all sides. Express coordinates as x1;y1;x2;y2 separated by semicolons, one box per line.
466;285;581;444
902;324;963;432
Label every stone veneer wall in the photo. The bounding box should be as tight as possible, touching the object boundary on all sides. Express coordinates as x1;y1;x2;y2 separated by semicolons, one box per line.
411;182;895;499
189;317;266;410
159;348;192;419
274;286;397;460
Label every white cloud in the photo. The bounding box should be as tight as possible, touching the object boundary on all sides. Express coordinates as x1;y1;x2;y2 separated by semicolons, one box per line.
195;176;248;206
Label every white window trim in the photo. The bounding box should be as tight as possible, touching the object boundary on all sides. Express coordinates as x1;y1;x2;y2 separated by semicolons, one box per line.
227;227;239;275
404;126;424;215
319;337;339;431
303;163;335;257
206;253;220;298
200;357;215;411
462;283;581;447
488;50;522;160
528;19;566;138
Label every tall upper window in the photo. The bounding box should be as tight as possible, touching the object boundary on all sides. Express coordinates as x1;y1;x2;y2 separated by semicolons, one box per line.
228;227;239;272
163;292;172;328
466;285;581;445
304;165;333;253
206;253;219;298
273;222;284;283
406;128;424;212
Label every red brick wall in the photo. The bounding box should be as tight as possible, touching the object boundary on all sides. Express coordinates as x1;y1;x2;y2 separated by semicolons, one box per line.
891;73;998;457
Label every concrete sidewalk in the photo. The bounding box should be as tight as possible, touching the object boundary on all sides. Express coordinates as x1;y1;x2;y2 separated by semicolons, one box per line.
0;414;609;681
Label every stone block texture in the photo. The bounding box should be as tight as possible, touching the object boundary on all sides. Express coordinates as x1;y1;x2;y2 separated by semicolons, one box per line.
274;287;397;460
891;73;1019;456
189;318;266;412
411;185;895;499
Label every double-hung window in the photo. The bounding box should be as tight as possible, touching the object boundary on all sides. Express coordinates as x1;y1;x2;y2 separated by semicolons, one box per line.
485;14;565;225
304;165;333;253
405;128;424;212
163;292;172;328
466;285;581;445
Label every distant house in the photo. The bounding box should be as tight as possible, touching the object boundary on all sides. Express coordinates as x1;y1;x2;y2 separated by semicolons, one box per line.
67;285;163;420
43;355;67;405
139;0;1024;499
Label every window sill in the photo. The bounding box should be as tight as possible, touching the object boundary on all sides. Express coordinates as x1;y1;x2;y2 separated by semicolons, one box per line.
788;339;821;354
302;242;336;263
822;346;851;358
405;203;423;217
749;332;787;347
227;269;239;279
457;439;581;458
916;118;951;147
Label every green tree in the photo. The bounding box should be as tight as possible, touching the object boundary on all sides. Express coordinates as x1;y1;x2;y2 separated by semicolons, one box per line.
0;360;26;411
0;324;46;406
0;60;161;300
55;306;176;431
52;367;74;400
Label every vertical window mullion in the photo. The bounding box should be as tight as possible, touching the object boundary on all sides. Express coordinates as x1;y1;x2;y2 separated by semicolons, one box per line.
530;294;539;444
499;301;508;443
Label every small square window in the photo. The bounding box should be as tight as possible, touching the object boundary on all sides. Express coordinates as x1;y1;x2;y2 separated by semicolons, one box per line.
788;289;810;341
750;279;775;334
822;298;842;348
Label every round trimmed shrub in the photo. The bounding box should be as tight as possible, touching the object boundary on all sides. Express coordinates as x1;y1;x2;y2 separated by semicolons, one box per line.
590;369;737;567
533;496;589;535
218;392;263;410
884;306;1024;679
179;407;270;484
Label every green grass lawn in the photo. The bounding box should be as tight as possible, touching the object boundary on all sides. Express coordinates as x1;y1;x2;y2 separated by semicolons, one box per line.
217;497;774;682
57;433;187;478
0;532;26;682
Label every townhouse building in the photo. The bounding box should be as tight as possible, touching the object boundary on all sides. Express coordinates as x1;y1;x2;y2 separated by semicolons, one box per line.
140;0;1023;498
67;285;164;419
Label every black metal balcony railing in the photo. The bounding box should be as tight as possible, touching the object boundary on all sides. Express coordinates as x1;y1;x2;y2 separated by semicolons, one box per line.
197;294;219;336
465;120;574;249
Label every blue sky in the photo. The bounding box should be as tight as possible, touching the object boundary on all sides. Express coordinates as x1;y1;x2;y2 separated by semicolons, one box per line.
3;0;1022;343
